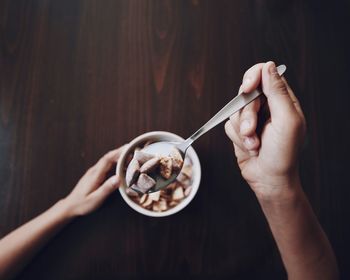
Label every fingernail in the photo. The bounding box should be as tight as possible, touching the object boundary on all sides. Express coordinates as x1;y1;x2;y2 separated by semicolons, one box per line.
243;136;255;148
268;62;277;74
240;120;251;134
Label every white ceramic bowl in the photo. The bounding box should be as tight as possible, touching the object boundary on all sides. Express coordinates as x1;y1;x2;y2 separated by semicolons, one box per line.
117;131;201;217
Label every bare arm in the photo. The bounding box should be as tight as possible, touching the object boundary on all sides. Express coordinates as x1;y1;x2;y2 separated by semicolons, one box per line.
258;182;338;279
0;147;124;279
225;62;338;279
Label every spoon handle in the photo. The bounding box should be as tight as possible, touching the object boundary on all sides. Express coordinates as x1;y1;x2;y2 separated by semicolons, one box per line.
180;65;287;149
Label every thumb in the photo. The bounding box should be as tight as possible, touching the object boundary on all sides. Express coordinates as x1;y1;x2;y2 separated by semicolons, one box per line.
262;61;297;123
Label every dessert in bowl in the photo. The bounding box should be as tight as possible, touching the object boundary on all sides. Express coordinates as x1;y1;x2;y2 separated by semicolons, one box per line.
116;131;201;217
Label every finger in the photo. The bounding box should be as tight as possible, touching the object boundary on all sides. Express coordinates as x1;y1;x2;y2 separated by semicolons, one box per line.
242;135;260;154
281;77;305;119
225;121;252;159
232;142;252;161
225;121;260;155
241;63;265;93
95;145;127;172
225;120;246;152
88;175;120;208
261;62;297;123
89;145;127;184
239;97;261;137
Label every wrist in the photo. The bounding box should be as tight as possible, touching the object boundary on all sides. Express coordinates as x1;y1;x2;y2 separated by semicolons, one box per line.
54;198;78;220
253;173;303;205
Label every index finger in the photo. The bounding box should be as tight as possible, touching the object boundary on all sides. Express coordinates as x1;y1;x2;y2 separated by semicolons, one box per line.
241;63;265;93
96;145;127;170
89;145;127;184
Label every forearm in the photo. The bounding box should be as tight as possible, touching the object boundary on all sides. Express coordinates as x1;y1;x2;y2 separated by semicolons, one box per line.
257;182;338;280
0;199;74;279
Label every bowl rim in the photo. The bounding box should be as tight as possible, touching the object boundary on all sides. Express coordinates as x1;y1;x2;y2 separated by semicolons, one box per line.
116;131;201;217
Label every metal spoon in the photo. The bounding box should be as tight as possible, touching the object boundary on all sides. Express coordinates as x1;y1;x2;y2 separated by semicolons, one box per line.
143;65;287;193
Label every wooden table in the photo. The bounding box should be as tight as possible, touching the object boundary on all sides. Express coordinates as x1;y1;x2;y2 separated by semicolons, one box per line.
1;1;349;279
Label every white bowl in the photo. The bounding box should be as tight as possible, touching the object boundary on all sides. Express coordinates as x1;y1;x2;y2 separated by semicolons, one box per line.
116;131;201;217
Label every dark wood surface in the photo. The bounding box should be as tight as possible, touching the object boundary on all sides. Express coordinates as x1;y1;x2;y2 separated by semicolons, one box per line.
1;0;350;279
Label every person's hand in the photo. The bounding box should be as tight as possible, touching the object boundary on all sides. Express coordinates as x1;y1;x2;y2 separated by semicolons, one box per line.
62;146;126;217
225;62;306;201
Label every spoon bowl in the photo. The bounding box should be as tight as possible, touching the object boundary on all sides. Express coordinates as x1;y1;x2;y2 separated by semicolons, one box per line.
141;141;185;193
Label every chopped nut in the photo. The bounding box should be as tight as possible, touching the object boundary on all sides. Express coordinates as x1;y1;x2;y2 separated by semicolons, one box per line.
183;179;191;187
142;195;153;207
140;157;160;173
172;186;185;200
126;187;139;197
181;165;192;178
159;191;171;201
159;199;168;211
136;173;156;193
170;148;183;171
169;201;178;207
160;157;172;179
140;194;148;204
148;191;160;201
152;202;161;212
177;173;189;184
134;150;154;164
125;159;140;187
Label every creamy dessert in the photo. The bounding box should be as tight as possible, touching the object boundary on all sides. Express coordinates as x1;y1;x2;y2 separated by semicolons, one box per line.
124;142;193;212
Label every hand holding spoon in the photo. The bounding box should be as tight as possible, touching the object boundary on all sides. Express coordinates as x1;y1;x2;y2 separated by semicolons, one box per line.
142;65;287;193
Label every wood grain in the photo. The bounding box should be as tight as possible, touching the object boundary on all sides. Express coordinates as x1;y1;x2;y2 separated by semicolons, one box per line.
1;0;350;279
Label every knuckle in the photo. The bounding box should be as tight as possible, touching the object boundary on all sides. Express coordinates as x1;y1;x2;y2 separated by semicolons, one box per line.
103;151;117;163
241;168;248;179
87;167;96;175
244;63;261;78
271;78;288;94
102;154;110;163
229;113;240;125
102;183;114;194
240;109;254;120
225;121;239;141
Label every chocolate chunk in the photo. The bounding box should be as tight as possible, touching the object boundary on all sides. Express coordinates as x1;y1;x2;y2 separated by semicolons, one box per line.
170;148;183;171
133;150;154;165
148;191;160;201
140;157;160;174
172;186;185;200
126;186;139;197
136;173;156;193
125;159;140;187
